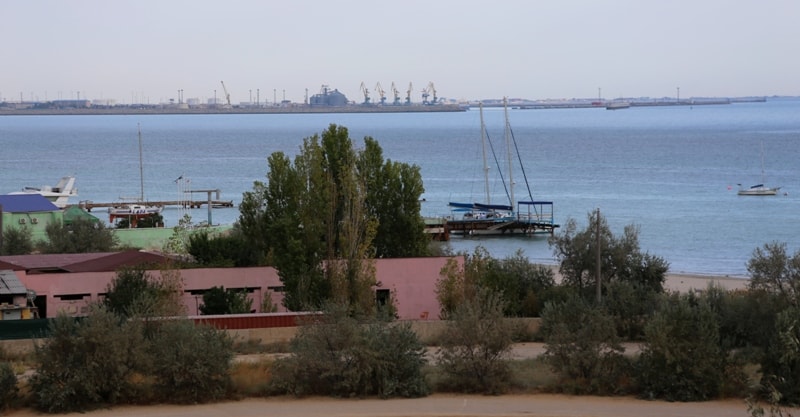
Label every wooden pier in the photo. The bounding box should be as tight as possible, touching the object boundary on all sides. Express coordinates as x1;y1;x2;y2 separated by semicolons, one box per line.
73;199;234;212
445;218;558;236
441;201;560;237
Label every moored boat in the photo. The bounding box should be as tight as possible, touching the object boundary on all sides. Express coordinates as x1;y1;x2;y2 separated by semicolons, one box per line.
9;176;77;208
446;98;558;236
737;141;780;196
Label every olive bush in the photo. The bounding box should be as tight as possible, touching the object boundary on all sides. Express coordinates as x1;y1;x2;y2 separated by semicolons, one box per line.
435;288;515;394
540;295;630;395
148;320;234;404
0;362;18;410
29;308;146;413
636;293;726;401
269;304;428;398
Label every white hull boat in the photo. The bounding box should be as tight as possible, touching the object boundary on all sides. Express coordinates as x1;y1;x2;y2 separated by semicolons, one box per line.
9;176;77;208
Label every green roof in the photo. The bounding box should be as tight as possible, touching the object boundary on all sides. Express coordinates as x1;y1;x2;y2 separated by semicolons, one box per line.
62;206;100;225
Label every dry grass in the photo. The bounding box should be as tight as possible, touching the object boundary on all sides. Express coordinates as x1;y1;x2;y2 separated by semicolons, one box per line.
230;360;273;397
508;358;558;392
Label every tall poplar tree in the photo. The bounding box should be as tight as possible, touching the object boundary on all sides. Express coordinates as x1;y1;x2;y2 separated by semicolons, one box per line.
239;124;427;312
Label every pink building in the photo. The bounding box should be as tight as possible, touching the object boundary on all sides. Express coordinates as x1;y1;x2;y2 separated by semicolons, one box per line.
1;252;460;321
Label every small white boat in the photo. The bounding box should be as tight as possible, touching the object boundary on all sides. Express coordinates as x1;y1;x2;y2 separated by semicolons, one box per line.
9;176;77;208
738;141;780;196
109;204;163;216
109;204;163;227
737;184;780;196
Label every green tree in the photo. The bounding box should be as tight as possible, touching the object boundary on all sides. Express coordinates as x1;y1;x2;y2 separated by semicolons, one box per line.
162;214;195;255
480;250;556;317
358;137;428;258
239;124;428;312
38;217;118;253
747;241;800;306
0;225;34;255
188;227;261;267
548;211;669;301
199;286;253;315
435;247;491;318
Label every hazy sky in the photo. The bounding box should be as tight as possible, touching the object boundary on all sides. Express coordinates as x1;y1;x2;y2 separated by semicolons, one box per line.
3;1;798;104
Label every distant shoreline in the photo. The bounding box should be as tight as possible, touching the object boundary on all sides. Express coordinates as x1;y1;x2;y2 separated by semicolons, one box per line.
0;104;467;116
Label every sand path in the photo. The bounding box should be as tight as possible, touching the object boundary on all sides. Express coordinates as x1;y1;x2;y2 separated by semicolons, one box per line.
10;394;767;417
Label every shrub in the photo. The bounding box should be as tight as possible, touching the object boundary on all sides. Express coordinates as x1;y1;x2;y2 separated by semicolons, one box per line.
29;308;146;413
636;293;726;401
540;295;630;395
0;225;34;255
757;307;800;406
200;286;253;315
0;362;18;410
435;288;515;394
148;320;234;404
104;266;185;319
38;217;118;253
269;304;428;398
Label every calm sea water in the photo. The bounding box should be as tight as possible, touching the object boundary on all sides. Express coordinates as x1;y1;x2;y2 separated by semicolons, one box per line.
2;99;799;277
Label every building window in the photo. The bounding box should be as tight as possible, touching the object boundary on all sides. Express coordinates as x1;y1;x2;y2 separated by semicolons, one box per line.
376;289;391;307
55;294;90;301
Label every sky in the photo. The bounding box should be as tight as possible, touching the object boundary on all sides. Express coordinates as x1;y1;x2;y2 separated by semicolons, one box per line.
2;0;799;104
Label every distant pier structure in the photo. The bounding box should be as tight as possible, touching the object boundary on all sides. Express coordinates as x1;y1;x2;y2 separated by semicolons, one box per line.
76;188;234;225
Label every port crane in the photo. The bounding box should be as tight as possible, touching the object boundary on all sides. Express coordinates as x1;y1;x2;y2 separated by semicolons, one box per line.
391;82;401;105
220;81;231;107
422;81;437;105
405;82;413;105
374;82;386;105
360;82;371;105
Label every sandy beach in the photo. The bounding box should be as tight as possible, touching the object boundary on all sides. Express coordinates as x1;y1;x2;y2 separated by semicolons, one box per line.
663;272;749;292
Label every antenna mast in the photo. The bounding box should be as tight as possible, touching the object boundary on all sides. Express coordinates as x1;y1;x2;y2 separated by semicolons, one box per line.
138;123;145;201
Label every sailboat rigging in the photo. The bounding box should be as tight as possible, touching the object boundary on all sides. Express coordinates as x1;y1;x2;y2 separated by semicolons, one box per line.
446;98;558;235
737;141;781;196
109;124;164;227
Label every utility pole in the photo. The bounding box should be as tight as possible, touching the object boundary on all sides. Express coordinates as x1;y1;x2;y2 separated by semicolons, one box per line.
596;207;602;303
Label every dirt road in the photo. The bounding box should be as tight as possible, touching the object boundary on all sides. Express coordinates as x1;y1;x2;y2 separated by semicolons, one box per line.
11;394;769;417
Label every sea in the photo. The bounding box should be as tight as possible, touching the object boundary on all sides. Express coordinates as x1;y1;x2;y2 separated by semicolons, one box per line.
2;99;799;278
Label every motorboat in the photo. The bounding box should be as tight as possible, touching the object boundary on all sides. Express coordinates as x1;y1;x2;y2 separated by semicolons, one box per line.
9;176;77;208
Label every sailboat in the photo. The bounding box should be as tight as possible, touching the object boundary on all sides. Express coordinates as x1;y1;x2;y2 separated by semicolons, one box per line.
448;102;514;222
447;98;557;235
109;124;163;226
737;141;781;196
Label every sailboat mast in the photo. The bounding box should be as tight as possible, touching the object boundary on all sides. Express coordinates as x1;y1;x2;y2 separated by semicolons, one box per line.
479;103;490;205
138;123;145;202
760;140;766;184
503;97;515;209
